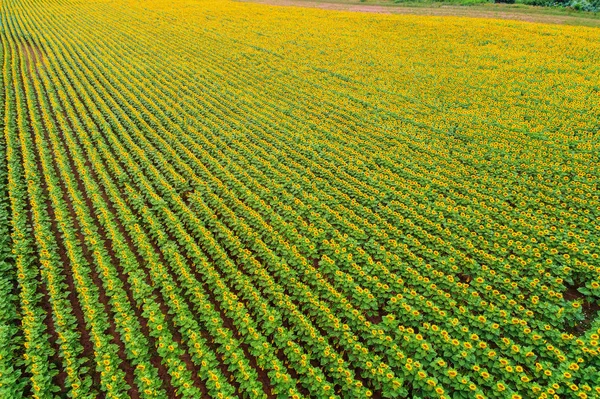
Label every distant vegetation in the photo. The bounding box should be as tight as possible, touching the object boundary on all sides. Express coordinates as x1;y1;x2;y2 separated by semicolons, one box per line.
516;0;599;12
391;0;600;12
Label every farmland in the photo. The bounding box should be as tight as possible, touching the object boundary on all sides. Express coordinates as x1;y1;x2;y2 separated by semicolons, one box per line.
1;0;599;398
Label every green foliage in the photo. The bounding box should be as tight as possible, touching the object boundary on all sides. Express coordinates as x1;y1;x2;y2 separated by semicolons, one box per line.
2;0;599;398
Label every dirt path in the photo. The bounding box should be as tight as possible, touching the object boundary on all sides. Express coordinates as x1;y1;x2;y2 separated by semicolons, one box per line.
241;0;600;27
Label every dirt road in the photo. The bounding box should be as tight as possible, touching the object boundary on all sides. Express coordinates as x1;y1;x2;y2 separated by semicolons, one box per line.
241;0;600;26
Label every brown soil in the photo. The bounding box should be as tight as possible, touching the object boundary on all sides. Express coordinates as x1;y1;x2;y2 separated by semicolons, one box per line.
564;284;600;336
38;83;144;399
56;86;212;398
52;109;178;399
19;42;98;395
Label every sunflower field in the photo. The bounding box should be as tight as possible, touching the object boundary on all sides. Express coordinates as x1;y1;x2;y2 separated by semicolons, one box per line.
0;0;599;398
